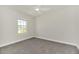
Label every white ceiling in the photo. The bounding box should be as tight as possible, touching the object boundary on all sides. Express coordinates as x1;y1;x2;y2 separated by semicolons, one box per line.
11;5;68;18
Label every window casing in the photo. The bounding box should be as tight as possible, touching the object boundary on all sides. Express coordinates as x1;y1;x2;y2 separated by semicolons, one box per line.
17;20;27;34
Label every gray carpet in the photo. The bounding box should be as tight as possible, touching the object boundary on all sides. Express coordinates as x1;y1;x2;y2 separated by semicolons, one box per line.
0;38;79;54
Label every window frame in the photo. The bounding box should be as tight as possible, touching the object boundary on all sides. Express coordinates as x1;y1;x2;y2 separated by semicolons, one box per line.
17;19;27;34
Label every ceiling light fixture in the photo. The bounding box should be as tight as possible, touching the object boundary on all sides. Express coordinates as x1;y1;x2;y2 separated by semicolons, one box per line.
35;8;39;11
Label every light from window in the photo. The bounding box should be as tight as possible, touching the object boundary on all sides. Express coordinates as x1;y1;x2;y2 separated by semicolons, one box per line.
17;20;27;34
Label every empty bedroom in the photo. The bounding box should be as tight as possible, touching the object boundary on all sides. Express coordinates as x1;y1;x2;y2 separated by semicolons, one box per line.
0;5;79;54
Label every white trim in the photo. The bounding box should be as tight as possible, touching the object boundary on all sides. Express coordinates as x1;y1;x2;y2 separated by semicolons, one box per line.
37;36;77;47
0;36;34;48
0;36;79;50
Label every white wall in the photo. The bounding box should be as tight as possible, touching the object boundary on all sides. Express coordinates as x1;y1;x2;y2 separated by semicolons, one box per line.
0;6;35;47
36;6;79;47
0;11;3;43
73;6;79;48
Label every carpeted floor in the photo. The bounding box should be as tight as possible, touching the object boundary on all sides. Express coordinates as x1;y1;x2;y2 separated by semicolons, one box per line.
0;37;79;54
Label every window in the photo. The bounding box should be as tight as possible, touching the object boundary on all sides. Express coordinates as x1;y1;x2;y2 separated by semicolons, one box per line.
17;20;27;34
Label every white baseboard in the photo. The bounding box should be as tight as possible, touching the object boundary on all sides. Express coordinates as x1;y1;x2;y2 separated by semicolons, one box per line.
0;36;34;48
37;36;77;47
0;36;79;50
